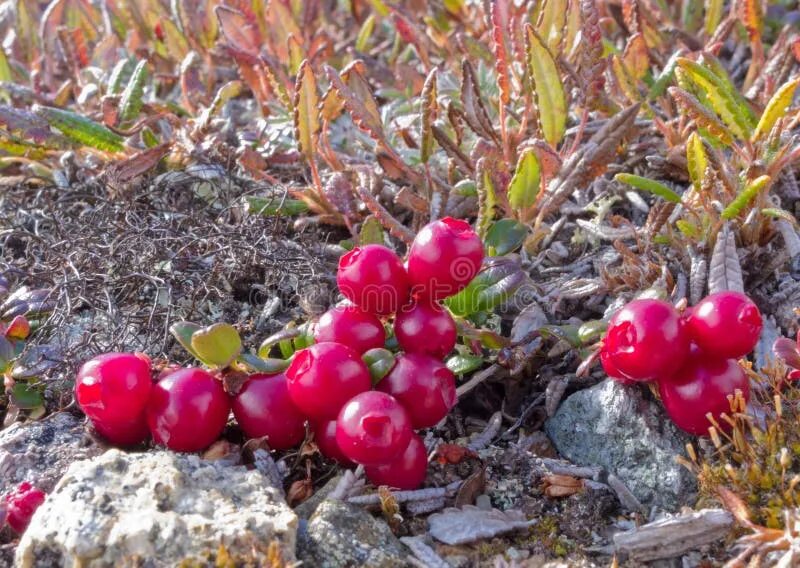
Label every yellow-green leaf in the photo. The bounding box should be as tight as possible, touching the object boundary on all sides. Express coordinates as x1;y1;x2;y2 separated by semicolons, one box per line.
705;0;724;36
293;59;319;162
721;175;771;220
525;24;567;146
753;77;800;142
118;60;148;123
686;132;707;191
508;148;541;210
622;33;649;81
190;323;242;368
536;0;567;52
355;14;376;52
0;48;11;82
420;69;438;164
33;105;125;152
615;173;682;203
669;86;734;146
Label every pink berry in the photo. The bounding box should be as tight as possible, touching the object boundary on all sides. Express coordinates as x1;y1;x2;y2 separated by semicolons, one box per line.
406;217;484;300
232;373;306;450
394;301;457;358
312;420;354;466
146;368;230;452
365;433;427;490
603;299;689;381
75;352;152;424
659;353;749;436
337;245;410;316
315;305;386;354
376;353;456;429
4;482;45;534
91;413;150;447
336;391;413;465
286;343;371;420
685;291;762;359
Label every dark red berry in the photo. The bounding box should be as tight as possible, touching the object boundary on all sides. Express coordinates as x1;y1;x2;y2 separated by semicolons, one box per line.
603;299;689;381
75;352;152;424
376;353;456;429
336;391;413;465
394;301;457;359
337;245;410;316
146;368;230;452
600;350;635;385
315;305;386;354
659;353;750;436
91;413;150;447
406;217;484;300
4;482;45;534
685;291;762;359
312;420;354;466
365;433;427;490
286;343;371;420
232;373;306;450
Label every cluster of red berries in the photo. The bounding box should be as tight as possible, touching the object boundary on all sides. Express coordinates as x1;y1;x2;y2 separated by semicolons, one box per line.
2;481;46;534
601;291;762;435
75;218;484;491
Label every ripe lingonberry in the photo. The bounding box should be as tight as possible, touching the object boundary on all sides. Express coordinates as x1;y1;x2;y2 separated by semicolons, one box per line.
91;413;150;447
406;217;484;300
337;245;409;316
286;342;371;420
336;391;413;465
4;482;45;534
75;352;152;424
600;350;635;385
603;299;689;381
685;291;762;359
315;305;386;354
232;373;306;450
146;368;230;452
365;433;427;490
394;301;457;359
376;353;457;429
312;419;354;466
658;352;750;436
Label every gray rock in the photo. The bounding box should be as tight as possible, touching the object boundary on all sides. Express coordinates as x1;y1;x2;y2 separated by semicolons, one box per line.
297;499;409;567
0;412;102;494
16;449;297;567
544;379;696;510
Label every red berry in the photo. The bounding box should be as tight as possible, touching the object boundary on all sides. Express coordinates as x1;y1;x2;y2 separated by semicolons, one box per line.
146;368;230;452
394;301;457;358
659;353;749;436
336;391;413;465
376;353;456;429
4;482;45;534
365;433;427;490
91;413;150;447
232;373;306;450
600;350;635;385
286;343;371;420
685;291;762;359
406;217;484;300
603;299;689;381
75;352;152;424
312;420;354;466
337;245;409;316
315;305;386;354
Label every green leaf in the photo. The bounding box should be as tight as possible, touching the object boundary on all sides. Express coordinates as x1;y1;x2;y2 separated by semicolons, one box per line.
10;383;43;410
705;0;724;36
446;258;525;317
577;320;607;344
246;196;309;217
170;321;202;359
355;14;376;52
293;59;320;162
614;173;682;203
476;158;497;240
753;77;800;142
0;335;13;373
648;49;684;100
0;47;12;82
33;105;125;152
686;131;707;191
525;25;567;146
190;323;242;369
359;215;384;246
508;148;541;210
446;353;484;375
118;60;148;123
107;58;136;95
454;179;477;197
485;219;528;256
721;175;771;220
237;352;290;374
362;348;395;385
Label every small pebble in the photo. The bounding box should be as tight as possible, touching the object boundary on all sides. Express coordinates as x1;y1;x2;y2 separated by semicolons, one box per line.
475;494;492;511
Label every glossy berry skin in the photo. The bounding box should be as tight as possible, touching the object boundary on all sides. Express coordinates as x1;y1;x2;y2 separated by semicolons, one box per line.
659;353;749;436
286;343;371;420
232;373;306;450
394;301;457;359
365;433;427;490
146;368;230;452
315;305;386;354
75;352;152;424
91;413;150;447
4;482;45;534
337;245;410;316
685;291;762;359
376;353;457;429
603;299;689;381
406;217;484;300
599;350;635;385
312;420;354;466
336;391;413;466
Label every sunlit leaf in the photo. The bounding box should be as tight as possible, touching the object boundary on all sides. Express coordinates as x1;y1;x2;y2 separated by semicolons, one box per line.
191;322;243;369
485;219;528;256
614;173;682;203
215;5;260;57
33;105;124;152
536;0;567;51
669;86;734;146
622;33;649;81
491;0;511;106
170;321;202;359
446;353;484;375
246;195;309;217
753;77;800;142
355;14;376;52
118;60;148;124
686;131;707;191
293;60;319;162
525;25;567;146
508;148;540;211
476;158;497;240
705;0;724;36
721;175;771;220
